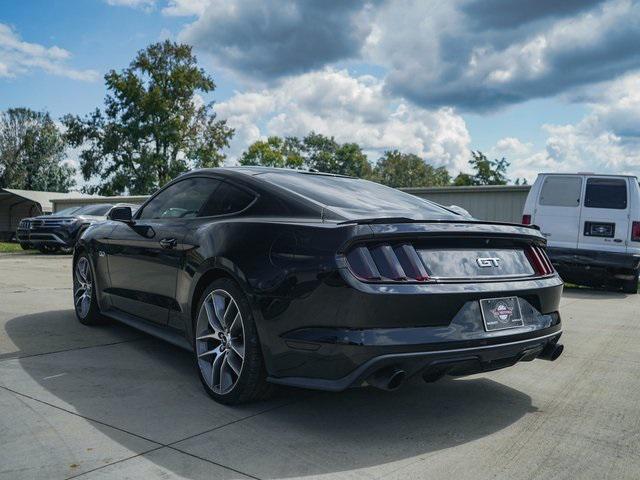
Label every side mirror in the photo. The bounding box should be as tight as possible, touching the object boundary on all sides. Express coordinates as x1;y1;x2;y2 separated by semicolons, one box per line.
108;206;133;223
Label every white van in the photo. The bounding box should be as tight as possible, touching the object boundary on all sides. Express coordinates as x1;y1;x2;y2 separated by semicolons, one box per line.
522;173;640;293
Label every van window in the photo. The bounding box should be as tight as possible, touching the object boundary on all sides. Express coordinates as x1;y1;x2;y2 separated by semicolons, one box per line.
584;178;627;209
539;177;582;207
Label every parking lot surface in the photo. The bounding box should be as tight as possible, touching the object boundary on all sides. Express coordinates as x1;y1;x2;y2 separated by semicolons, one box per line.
1;253;639;480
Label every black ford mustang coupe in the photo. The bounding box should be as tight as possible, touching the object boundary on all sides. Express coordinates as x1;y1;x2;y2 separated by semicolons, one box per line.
74;167;564;405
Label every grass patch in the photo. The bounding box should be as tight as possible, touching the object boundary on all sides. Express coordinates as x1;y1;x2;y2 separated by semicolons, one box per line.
0;242;30;253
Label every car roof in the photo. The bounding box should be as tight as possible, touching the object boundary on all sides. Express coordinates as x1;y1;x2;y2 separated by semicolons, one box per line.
188;166;353;178
539;172;638;179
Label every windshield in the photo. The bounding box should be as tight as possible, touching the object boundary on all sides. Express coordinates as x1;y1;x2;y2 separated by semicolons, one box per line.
52;206;82;217
73;204;114;216
259;172;460;221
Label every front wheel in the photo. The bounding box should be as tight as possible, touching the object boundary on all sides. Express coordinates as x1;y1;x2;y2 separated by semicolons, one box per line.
194;278;273;405
19;243;30;250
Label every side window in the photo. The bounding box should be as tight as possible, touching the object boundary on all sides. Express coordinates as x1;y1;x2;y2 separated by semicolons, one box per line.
138;178;221;220
539;177;582;207
199;181;255;217
584;178;627;209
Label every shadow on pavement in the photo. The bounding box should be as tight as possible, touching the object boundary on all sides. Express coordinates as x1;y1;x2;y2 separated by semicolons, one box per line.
3;309;536;478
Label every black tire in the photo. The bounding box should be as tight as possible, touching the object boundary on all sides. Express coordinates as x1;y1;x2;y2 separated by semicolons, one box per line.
194;278;273;405
19;243;30;250
38;245;59;254
73;254;108;325
622;271;639;294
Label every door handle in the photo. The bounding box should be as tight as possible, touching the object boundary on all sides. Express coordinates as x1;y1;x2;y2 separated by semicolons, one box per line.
159;237;177;249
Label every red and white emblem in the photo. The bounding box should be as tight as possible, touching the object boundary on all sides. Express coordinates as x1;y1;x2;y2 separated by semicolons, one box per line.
491;303;513;322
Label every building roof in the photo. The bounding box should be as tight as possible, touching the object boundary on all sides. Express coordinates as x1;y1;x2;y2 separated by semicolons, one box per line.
0;188;96;213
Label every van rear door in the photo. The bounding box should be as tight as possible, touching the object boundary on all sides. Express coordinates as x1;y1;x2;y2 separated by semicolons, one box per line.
534;175;583;249
577;177;629;253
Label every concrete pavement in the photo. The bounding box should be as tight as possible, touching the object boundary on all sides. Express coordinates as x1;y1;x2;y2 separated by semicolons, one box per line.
1;253;639;479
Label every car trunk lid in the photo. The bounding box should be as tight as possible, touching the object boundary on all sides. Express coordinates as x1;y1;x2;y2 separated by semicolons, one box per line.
342;220;553;282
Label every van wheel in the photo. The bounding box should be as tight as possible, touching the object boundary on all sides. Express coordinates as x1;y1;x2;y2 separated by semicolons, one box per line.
622;271;639;294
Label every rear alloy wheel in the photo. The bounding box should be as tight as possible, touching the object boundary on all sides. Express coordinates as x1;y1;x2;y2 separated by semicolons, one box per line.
194;278;272;405
73;255;107;325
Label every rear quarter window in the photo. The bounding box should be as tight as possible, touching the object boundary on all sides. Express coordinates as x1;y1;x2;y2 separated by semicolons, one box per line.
584;178;627;209
199;181;255;217
539;177;582;207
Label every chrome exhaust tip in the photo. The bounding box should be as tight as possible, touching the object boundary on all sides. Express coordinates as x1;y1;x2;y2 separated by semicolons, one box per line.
538;343;564;361
368;367;407;391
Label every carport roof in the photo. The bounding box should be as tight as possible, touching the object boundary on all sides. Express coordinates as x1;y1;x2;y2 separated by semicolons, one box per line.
0;188;95;213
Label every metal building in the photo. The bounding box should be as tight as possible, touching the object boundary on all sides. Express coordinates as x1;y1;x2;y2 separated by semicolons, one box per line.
0;188;92;241
52;195;149;213
405;185;531;223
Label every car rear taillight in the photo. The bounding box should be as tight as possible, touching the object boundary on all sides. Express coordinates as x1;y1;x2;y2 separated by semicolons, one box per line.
525;245;554;276
632;222;640;242
346;243;429;282
522;214;532;225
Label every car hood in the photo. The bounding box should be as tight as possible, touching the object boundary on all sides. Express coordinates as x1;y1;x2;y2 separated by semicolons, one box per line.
28;215;106;221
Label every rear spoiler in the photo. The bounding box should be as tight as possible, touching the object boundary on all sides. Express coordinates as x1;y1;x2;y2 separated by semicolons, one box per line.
337;216;541;231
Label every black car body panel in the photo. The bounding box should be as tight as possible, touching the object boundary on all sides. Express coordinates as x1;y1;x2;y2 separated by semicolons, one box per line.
76;167;564;392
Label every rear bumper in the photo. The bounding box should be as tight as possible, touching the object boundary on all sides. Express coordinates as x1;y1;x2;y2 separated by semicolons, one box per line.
260;273;564;390
547;247;640;271
269;328;562;391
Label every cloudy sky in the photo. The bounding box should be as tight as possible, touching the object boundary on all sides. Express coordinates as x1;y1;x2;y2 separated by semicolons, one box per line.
2;0;640;182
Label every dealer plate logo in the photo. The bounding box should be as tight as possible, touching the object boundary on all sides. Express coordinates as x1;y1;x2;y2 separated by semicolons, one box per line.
480;297;524;331
491;302;514;322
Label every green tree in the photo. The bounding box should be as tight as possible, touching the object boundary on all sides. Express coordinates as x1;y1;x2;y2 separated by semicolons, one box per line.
0;108;75;192
240;132;373;178
454;151;509;186
301;132;372;177
63;41;234;195
373;150;451;188
239;136;304;169
453;173;475;186
514;177;528;185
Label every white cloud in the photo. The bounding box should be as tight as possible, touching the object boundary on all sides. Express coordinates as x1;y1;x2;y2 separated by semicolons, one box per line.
493;72;640;182
493;137;534;157
105;0;156;10
367;0;640;111
0;23;98;81
162;0;210;16
178;0;376;80
216;68;471;172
